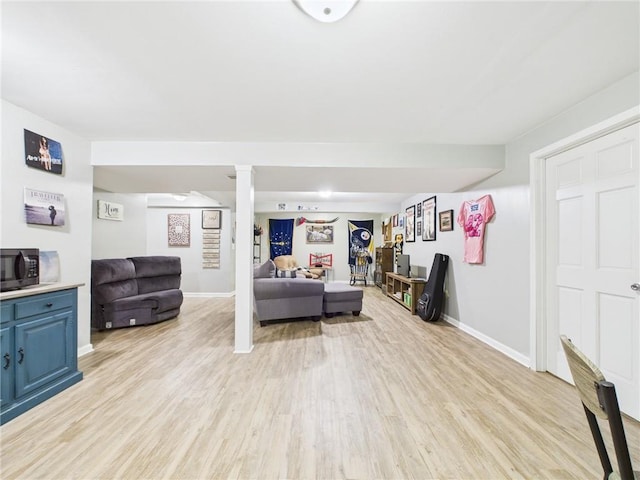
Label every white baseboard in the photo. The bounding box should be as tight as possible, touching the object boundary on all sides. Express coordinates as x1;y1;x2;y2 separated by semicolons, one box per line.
78;344;94;357
441;314;530;368
234;345;254;354
183;291;235;298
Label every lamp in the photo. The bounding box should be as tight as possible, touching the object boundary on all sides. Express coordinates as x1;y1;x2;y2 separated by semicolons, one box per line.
293;0;359;23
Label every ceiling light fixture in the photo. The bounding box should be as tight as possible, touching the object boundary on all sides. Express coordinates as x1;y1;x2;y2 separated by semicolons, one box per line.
293;0;359;23
319;190;332;198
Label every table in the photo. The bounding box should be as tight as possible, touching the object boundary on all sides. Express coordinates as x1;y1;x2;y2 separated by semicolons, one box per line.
309;266;332;283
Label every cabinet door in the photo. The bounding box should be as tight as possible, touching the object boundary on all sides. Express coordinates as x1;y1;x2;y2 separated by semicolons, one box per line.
0;325;14;406
14;310;73;399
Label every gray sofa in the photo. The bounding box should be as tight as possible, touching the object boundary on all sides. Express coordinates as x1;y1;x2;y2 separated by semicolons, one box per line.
91;256;183;330
253;259;324;326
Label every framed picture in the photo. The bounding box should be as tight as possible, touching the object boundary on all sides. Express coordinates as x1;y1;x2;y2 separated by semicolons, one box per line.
417;202;422;218
306;225;333;243
383;221;392;242
422;196;437;241
202;209;221;229
168;213;190;246
417;221;422;237
393;214;398;227
439;209;454;232
405;205;415;242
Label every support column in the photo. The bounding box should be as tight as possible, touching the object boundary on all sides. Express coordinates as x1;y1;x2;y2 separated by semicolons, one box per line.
234;165;254;353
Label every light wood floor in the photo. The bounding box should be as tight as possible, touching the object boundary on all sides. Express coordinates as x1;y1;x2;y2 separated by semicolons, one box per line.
1;287;638;479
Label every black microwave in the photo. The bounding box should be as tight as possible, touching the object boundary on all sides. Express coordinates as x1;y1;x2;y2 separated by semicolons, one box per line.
0;249;40;292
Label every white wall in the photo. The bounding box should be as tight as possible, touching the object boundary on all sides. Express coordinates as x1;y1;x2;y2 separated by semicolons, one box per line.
399;187;529;361
397;72;640;363
254;212;384;283
1;100;94;355
146;207;234;294
92;192;147;258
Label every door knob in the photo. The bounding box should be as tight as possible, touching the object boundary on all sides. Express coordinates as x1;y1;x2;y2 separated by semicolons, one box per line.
631;283;640;291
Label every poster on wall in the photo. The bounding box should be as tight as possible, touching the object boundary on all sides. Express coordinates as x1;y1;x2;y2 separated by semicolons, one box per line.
405;205;415;242
422;196;437;241
167;213;190;247
24;188;65;226
24;129;63;175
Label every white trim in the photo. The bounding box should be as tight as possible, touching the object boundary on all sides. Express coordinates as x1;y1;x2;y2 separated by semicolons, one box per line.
183;291;235;298
233;345;255;354
442;314;530;368
529;105;640;371
78;344;94;357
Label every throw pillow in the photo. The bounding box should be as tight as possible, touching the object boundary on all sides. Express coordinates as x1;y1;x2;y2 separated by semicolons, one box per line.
254;259;276;278
275;269;297;278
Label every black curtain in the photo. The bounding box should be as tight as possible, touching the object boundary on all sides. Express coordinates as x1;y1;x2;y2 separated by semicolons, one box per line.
269;218;294;259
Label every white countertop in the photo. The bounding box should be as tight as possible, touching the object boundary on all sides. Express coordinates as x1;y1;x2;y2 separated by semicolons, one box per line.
0;282;85;301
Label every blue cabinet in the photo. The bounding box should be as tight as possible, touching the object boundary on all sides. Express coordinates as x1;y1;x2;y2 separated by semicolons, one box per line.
0;321;14;406
0;287;82;425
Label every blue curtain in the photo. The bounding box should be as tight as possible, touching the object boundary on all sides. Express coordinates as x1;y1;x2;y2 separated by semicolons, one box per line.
348;220;374;265
269;218;294;259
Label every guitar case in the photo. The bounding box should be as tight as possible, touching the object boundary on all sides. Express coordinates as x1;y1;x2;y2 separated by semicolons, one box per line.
417;253;449;322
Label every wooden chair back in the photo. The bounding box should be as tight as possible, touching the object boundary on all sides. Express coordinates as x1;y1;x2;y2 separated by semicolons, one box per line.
560;335;636;480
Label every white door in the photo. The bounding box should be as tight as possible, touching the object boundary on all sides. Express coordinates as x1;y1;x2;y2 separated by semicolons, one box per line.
545;122;639;420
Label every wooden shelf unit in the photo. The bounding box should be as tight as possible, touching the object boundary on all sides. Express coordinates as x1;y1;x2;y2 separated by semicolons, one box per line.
374;247;394;289
253;235;261;264
385;272;426;315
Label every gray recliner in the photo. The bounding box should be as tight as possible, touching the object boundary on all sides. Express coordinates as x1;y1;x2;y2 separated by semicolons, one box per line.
91;256;183;330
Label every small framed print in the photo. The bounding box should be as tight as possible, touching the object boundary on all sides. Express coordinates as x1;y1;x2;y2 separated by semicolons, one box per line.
202;209;221;229
439;209;454;232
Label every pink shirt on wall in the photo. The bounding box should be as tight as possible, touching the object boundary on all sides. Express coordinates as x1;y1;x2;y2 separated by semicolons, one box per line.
457;194;495;264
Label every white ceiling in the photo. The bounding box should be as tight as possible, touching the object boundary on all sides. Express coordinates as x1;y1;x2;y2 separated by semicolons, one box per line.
2;1;639;209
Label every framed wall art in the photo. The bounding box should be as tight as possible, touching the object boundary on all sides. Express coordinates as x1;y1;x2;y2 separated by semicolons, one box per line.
202;209;221;229
24;129;63;175
24;188;65;226
97;200;124;221
405;205;415;242
439;209;454;232
168;213;190;247
306;225;334;243
383;220;392;242
422;196;437;241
